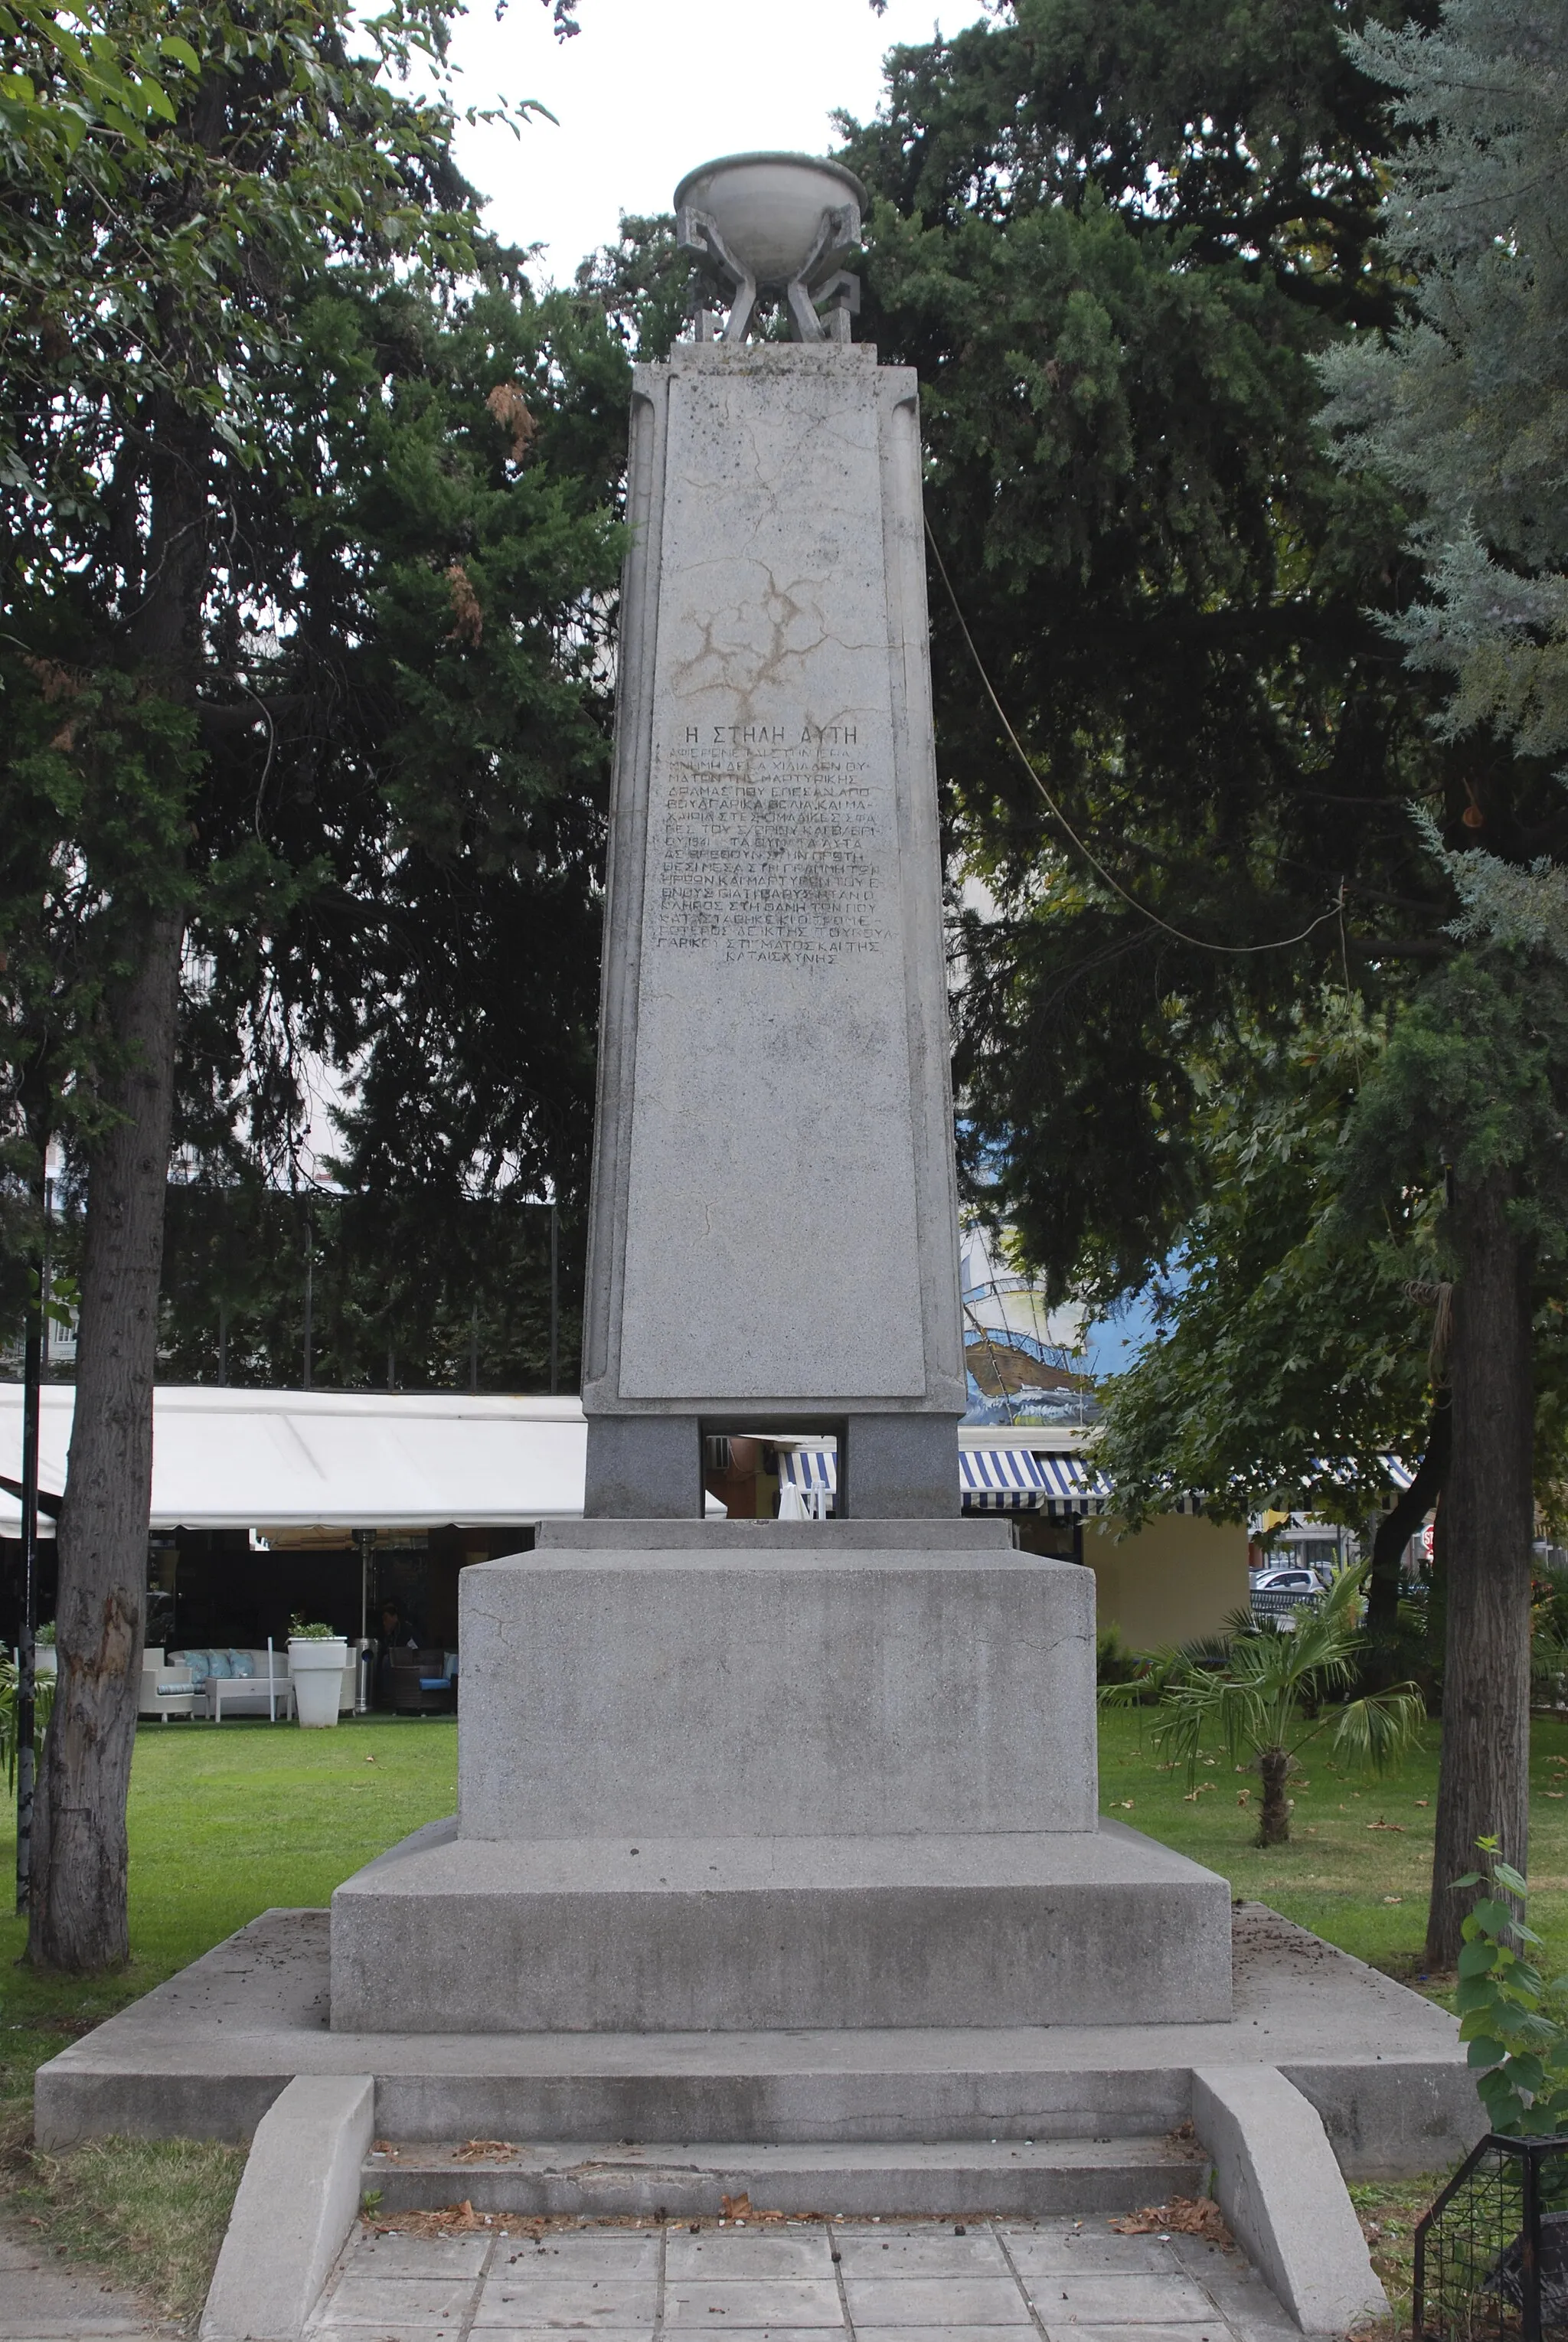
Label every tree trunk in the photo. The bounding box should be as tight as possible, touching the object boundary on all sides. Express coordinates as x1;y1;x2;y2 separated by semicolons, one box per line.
1424;1166;1534;1972
28;906;182;1971
1258;1746;1291;1845
1366;1390;1452;1637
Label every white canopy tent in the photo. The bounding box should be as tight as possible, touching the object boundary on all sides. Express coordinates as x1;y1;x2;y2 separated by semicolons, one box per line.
0;1384;599;1537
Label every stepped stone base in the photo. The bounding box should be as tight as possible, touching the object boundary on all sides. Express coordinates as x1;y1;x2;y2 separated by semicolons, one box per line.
328;1521;1232;2037
34;1904;1481;2180
328;1817;1231;2034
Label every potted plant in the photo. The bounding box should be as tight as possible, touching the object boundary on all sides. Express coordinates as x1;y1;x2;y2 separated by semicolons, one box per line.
286;1615;349;1728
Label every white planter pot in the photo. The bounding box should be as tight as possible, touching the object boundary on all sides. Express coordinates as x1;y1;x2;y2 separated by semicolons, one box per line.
289;1639;349;1728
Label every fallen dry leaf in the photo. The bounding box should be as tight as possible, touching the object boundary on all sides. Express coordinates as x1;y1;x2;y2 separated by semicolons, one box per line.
452;2140;514;2162
1366;1818;1406;1832
1110;2197;1231;2245
720;2193;753;2221
372;2200;487;2236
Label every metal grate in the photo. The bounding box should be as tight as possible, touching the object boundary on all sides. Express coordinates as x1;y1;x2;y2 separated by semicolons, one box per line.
1414;2133;1568;2341
1250;1585;1324;1628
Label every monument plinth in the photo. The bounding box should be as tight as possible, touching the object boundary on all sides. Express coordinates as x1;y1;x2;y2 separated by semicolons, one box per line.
329;157;1233;2040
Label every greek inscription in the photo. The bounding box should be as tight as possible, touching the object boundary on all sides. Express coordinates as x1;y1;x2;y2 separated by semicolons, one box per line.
654;729;884;967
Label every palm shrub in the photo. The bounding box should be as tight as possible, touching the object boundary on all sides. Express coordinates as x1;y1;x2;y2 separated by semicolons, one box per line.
1100;1567;1424;1845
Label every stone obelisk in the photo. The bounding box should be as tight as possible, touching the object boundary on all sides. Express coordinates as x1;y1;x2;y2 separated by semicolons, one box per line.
580;153;965;1520
328;158;1231;2039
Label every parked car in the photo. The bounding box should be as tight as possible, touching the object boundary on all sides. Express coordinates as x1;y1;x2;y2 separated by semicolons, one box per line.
1250;1566;1325;1595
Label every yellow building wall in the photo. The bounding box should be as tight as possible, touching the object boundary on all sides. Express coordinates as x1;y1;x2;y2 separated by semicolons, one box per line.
1083;1511;1250;1651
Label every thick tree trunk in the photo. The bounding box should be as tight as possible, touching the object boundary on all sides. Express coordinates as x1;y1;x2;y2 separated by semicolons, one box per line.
28;907;182;1971
1258;1747;1291;1845
1424;1167;1534;1972
1366;1390;1451;1638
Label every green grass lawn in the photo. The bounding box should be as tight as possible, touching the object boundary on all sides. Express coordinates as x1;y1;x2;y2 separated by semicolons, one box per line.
7;1705;1568;2131
1097;1705;1568;1986
0;1714;459;2148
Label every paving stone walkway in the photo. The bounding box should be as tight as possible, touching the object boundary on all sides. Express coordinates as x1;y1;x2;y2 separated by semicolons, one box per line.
306;2215;1300;2342
0;2212;180;2342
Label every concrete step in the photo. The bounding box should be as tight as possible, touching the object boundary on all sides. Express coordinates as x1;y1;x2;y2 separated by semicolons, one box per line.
361;2135;1206;2220
369;2066;1190;2146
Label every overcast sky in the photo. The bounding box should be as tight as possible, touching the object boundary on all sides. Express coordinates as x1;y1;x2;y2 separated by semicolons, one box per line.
444;0;987;288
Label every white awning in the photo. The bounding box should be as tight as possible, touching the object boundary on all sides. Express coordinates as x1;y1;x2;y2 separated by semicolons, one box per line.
0;1385;601;1532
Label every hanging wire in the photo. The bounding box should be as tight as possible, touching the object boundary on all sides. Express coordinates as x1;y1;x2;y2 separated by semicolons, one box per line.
925;519;1348;958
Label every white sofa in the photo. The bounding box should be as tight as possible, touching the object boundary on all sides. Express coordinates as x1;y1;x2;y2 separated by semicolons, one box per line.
138;1650;201;1720
138;1647;355;1721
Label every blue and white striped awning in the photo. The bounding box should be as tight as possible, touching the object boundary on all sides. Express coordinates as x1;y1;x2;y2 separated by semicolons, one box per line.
959;1447;1050;1511
778;1446;837;1494
1032;1454;1116;1517
773;1439;1197;1520
1383;1455;1416;1493
1029;1455;1205;1518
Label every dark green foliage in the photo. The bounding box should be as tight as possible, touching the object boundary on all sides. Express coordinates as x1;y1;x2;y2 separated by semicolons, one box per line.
1339;953;1568;1259
1095;1008;1436;1526
838;0;1453;1303
155;1187;578;1395
0;0;626;1971
1321;0;1568;774
171;266;626;1214
2;0;630;1262
573;212;688;364
1095;1622;1146;1686
1099;956;1568;1527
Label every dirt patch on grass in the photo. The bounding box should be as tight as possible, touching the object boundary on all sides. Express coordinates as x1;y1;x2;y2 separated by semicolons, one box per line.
11;2136;246;2327
1348;2173;1447;2329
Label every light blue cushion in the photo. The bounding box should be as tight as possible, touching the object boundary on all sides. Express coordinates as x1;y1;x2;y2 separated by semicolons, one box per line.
174;1648;208;1678
228;1651;256;1678
207;1651;233;1680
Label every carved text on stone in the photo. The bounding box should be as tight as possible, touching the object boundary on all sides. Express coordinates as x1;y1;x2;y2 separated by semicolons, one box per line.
653;732;886;968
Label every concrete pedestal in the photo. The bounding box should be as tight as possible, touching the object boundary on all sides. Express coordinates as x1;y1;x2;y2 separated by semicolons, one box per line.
329;1522;1231;2034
